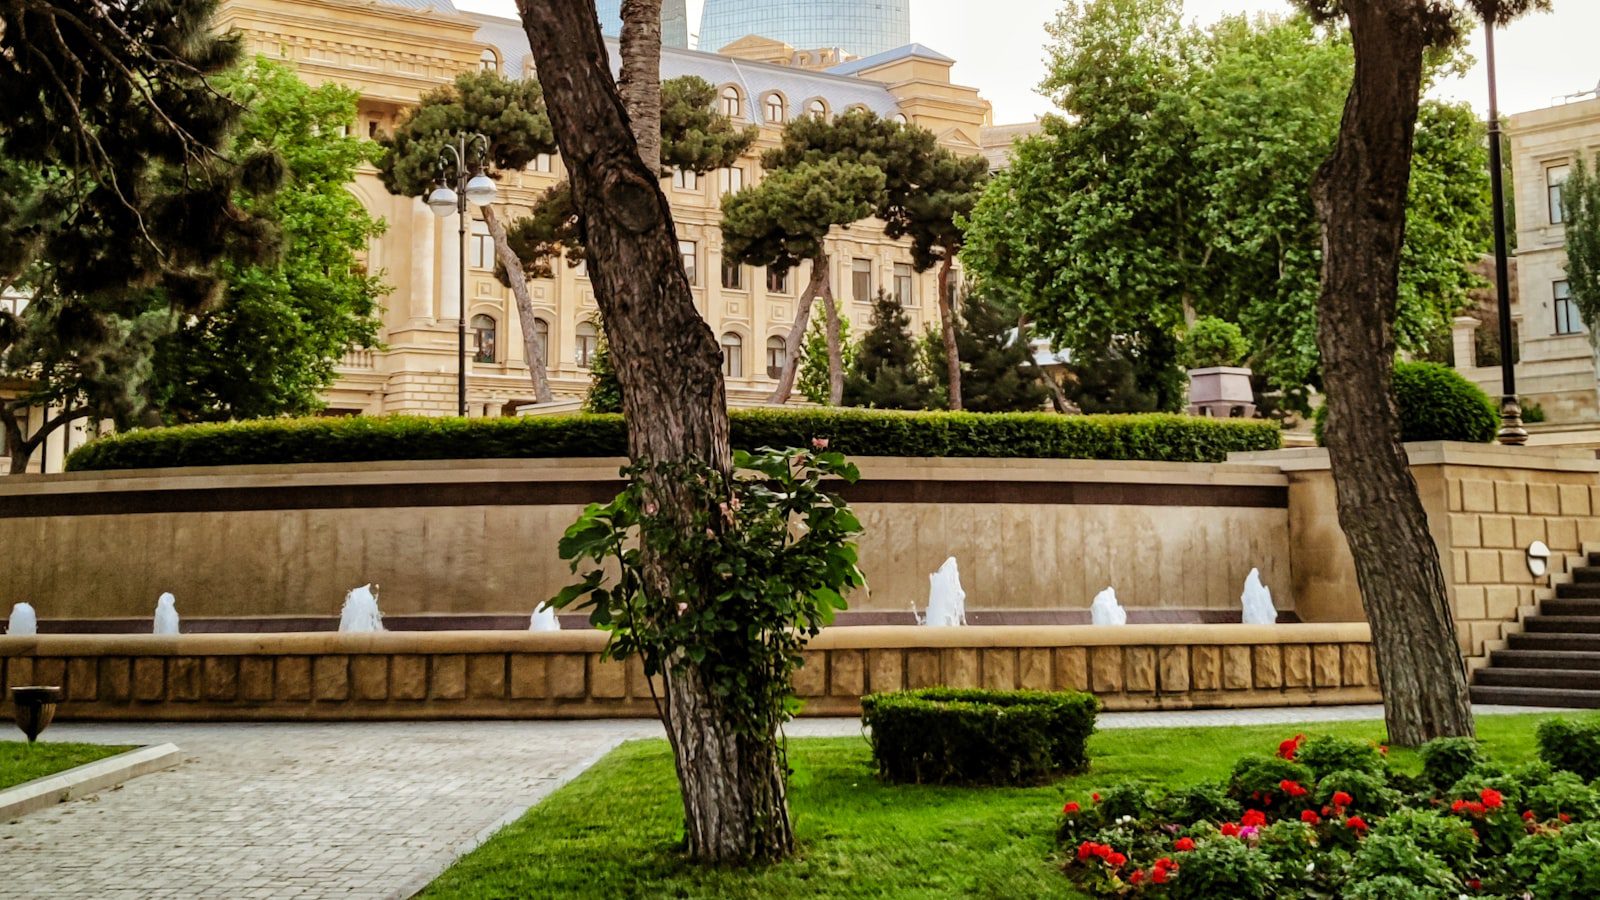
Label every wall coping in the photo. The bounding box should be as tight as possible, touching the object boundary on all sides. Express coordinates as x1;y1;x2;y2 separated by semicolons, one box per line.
1231;442;1600;474
0;624;1370;657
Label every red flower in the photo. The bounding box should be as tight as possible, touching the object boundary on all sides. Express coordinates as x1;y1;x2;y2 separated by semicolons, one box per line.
1523;810;1536;822
1560;813;1572;824
1241;810;1267;828
1220;822;1241;837
1174;837;1196;851
1129;869;1144;885
1092;793;1101;803
1481;789;1504;809
1346;816;1369;832
1278;734;1306;760
1301;809;1322;825
1106;852;1126;869
1468;879;1482;891
1331;791;1353;808
1152;867;1171;884
1062;802;1081;815
1452;800;1486;817
1279;779;1308;798
1378;745;1389;756
1153;857;1175;872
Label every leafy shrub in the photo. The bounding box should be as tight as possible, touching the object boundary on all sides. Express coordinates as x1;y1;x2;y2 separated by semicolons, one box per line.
1164;836;1273;900
1373;808;1478;870
1532;833;1600;900
1180;317;1251;369
66;409;1283;471
1538;716;1600;780
1295;735;1386;780
860;688;1098;786
1155;783;1241;826
1315;769;1403;816
1418;737;1483;792
1526;771;1600;823
1313;361;1498;445
1347;834;1462;896
1228;755;1314;806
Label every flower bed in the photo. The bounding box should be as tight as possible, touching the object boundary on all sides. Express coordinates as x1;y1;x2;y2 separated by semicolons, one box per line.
1055;718;1600;898
860;688;1098;786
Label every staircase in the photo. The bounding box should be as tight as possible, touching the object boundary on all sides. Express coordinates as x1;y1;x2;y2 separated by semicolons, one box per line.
1472;552;1600;709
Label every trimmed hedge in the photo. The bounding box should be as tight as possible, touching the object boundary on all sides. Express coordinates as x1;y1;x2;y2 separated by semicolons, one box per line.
1315;361;1499;445
65;409;1282;471
1537;716;1600;781
860;687;1099;786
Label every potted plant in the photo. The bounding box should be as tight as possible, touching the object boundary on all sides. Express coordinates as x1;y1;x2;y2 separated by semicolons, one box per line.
1182;317;1255;418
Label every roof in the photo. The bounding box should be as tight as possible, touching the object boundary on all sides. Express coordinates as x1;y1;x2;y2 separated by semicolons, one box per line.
467;12;903;121
373;0;457;12
825;43;956;77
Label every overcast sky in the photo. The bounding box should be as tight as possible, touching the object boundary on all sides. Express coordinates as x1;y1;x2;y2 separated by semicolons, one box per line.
459;1;1600;124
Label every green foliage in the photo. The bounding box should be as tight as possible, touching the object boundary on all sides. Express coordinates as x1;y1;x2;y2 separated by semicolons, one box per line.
504;181;582;281
1537;716;1600;780
1294;735;1387;780
658;76;758;176
1180;317;1251;369
720;160;884;273
1348;833;1462;896
1564;155;1600;337
583;331;622;414
1061;327;1187;414
1228;755;1315;805
797;313;853;406
1166;836;1274;899
925;291;1049;412
150;58;386;422
1316;769;1403;815
1371;808;1479;871
1419;737;1484;792
1525;771;1600;823
1532;833;1600;900
860;688;1098;785
552;446;865;740
1314;361;1498;445
377;69;554;199
842;293;933;410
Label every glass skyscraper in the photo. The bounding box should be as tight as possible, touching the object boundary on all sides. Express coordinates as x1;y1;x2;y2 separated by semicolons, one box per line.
699;0;911;58
592;0;690;49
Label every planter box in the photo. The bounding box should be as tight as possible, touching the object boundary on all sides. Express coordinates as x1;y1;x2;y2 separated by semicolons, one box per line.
1189;366;1256;418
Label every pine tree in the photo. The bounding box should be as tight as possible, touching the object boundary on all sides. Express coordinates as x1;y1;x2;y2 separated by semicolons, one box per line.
926;291;1048;412
797;313;853;405
1060;327;1186;414
842;292;932;410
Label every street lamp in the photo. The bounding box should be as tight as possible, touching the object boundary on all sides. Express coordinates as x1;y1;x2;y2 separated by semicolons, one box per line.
428;133;496;417
1484;21;1527;446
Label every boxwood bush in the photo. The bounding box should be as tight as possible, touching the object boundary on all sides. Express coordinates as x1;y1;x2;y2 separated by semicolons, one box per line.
860;687;1098;786
1314;361;1499;445
65;409;1282;471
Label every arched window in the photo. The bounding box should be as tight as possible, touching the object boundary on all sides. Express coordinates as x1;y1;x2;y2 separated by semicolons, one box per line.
766;336;786;379
763;93;786;124
479;49;499;73
472;314;497;363
892;112;908;125
533;318;550;365
721;332;744;378
806;98;828;119
575;321;598;368
719;85;742;118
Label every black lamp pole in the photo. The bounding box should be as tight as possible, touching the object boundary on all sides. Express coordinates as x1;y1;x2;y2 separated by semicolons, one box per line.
430;133;493;418
1485;21;1528;446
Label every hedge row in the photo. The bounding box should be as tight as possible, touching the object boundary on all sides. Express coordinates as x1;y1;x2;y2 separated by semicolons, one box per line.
64;409;1282;472
861;688;1099;786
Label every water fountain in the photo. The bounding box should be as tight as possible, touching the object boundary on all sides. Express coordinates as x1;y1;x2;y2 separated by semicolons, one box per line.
919;557;967;627
339;584;384;633
153;593;181;635
1240;568;1278;625
1090;587;1127;626
6;602;37;636
529;603;561;632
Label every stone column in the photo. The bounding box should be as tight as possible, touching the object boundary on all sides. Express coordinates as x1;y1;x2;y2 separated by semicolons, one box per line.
1452;316;1481;371
408;199;435;323
440;213;462;322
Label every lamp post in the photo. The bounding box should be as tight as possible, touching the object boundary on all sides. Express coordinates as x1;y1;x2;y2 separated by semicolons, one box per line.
427;133;497;418
1484;21;1528;446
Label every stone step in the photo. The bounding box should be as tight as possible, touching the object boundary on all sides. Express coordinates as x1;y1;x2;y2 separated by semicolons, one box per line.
1470;685;1600;709
1541;597;1600;616
1490;649;1600;671
1524;616;1600;634
1554;583;1600;600
1475;668;1600;690
1507;632;1600;652
1571;567;1600;583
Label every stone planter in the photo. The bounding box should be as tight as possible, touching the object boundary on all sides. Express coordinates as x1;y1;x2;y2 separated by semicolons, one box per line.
1188;366;1256;418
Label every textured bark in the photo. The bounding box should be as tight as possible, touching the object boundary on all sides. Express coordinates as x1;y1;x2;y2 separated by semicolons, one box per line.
1;404;92;474
480;205;554;403
768;252;828;404
515;0;795;861
1312;0;1474;746
617;0;663;174
1017;314;1072;414
936;255;962;410
822;278;844;406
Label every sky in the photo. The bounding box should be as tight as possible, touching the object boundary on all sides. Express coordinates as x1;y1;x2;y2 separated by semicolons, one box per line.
457;1;1600;125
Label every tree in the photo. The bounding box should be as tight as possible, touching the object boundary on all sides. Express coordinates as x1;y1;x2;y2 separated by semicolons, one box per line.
720;159;884;404
583;328;622;413
843;292;932;410
1563;157;1600;335
0;0;277;473
1060;327;1186;414
797;313;854;406
378;71;558;403
151;58;386;422
926;290;1048;413
1290;0;1550;746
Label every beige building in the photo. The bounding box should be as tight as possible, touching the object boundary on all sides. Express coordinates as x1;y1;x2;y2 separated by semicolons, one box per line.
211;0;995;417
1454;88;1600;441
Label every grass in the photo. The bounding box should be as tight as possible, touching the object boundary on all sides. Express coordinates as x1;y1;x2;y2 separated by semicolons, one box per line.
0;741;134;792
422;713;1564;899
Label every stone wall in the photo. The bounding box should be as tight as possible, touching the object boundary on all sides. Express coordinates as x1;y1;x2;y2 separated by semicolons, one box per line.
0;624;1378;721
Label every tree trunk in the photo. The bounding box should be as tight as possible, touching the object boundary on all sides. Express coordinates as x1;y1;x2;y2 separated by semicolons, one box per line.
617;0;663;174
768;252;828;405
936;255;962;411
1;406;27;475
822;277;843;406
515;0;795;861
1017;314;1072;414
480;205;554;404
1311;0;1473;746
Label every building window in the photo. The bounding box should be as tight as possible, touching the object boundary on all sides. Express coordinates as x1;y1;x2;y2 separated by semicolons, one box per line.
721;259;744;290
806;98;828;119
479;49;499;73
719;85;741;118
764;93;785;124
678;240;698;284
672;168;700;192
575;321;598;367
766;336;787;379
717;166;744;196
534;317;550;364
1550;164;1571;225
532;153;554;174
893;263;914;305
767;267;790;294
892;113;908;125
469;228;493;269
852;258;873;303
721;332;743;378
472;314;497;363
1556;280;1582;335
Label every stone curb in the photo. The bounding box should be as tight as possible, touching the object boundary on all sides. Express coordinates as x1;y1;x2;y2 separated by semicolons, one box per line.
0;743;182;822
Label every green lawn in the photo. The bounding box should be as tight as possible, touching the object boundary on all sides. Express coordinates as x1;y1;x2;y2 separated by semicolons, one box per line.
423;713;1561;899
0;741;133;792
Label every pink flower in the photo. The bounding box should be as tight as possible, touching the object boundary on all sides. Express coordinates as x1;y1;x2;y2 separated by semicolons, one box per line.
811;437;830;450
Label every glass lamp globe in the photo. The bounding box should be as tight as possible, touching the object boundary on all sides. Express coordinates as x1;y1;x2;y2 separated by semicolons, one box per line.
426;185;459;218
464;172;498;206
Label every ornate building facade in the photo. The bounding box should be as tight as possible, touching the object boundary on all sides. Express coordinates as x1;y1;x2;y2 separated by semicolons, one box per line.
214;0;993;418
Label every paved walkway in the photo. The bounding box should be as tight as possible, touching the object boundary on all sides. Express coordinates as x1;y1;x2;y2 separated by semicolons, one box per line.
0;705;1561;898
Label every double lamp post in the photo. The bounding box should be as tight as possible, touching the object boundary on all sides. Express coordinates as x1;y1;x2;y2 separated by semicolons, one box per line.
427;132;497;418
